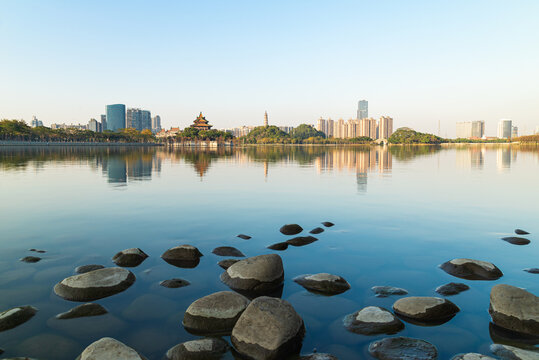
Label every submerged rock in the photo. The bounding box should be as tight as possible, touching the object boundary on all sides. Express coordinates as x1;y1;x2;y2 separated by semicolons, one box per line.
488;322;539;347
0;305;38;332
280;224;303;235
502;237;531;245
54;267;136;301
29;248;46;253
393;296;460;324
451;353;495;360
321;222;335;227
231;296;305;360
75;264;105;274
300;354;338;360
344;306;404;335
515;229;530;235
368;337;437;360
310;227;324;235
112;248;148;267
166;338;228;360
490;344;539;360
218;259;239;270
371;286;408;298
287;236;318;247
440;258;503;280
56;303;107;319
183;291;250;335
294;273;350;295
20;256;41;263
212;246;245;257
78;337;146;359
524;268;539;274
268;242;289;251
161;245;203;268
436;282;470;296
160;278;190;288
220;254;284;296
489;284;539;337
237;234;251;240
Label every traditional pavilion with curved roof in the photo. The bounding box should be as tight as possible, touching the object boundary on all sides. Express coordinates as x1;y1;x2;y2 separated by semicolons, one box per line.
190;112;213;130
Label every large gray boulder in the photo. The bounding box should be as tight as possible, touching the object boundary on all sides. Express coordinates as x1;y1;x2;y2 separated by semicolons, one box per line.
112;248;148;267
56;303;107;319
220;254;284;296
183;291;250;335
490;344;539;359
294;273;350;295
54;267;135;301
489;284;539;337
393;296;460;324
161;245;203;268
77;337;146;360
231;296;305;360
440;258;503;280
368;337;437;360
344;306;404;335
280;224;303;235
0;305;38;332
451;354;496;360
165;338;229;359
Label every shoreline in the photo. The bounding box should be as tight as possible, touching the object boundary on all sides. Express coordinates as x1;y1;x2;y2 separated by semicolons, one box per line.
0;141;163;147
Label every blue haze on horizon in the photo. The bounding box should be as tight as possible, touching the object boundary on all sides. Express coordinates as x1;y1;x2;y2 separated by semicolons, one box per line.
0;0;538;136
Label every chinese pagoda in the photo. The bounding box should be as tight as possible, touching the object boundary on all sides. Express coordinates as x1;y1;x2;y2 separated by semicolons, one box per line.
190;112;213;130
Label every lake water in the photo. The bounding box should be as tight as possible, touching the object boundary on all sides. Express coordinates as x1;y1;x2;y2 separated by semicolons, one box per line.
0;144;538;359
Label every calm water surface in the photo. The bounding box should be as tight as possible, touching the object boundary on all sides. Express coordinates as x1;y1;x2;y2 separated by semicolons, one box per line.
0;145;538;359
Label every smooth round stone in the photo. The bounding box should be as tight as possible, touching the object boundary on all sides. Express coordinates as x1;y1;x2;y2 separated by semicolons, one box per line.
20;256;41;263
344;306;404;335
75;264;105;274
294;273;351;295
490;344;539;360
0;305;38;332
231;296;305;360
440;258;503;280
112;248;148;267
310;227;324;234
524;268;539;274
502;237;531;245
77;337;146;360
321;221;334;227
218;259;239;270
393;296;460;323
212;246;245;257
220;254;284;295
287;236;318;247
54;267;136;301
515;229;530;235
160;278;190;288
368;337;437;360
300;353;338;360
56;303;107;319
489;284;539;336
451;353;496;360
166;338;228;360
372;286;408;298
183;291;250;335
280;224;303;235
161;245;203;268
267;242;289;251
436;282;470;296
237;234;251;240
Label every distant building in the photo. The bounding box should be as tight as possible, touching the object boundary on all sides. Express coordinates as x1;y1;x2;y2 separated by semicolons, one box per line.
106;104;126;131
497;119;512;139
190;112;213;130
126;108;152;131
316;116;392;140
316;118;328;135
378;116;394;140
278;126;294;134
456;121;485;139
88;118;100;132
227;126;254;137
30;116;43;128
357;100;368;120
156;127;181;138
264;111;268;127
100;114;107;131
152;115;161;133
50;123;87;130
141;110;151;131
512;126;518;138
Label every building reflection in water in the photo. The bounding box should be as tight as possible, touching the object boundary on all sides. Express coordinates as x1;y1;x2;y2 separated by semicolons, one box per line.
456;146;485;169
100;152;160;186
496;147;514;172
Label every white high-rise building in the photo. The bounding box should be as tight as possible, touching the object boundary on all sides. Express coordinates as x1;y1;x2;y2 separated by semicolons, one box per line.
30;116;43;128
456;121;485;139
512;126;518;138
497;119;513;139
152;115;161;133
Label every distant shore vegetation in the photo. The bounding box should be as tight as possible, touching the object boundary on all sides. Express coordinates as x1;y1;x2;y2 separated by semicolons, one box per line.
239;125;373;144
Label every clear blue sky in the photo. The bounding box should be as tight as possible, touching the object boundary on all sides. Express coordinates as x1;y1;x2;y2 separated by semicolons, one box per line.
1;0;538;136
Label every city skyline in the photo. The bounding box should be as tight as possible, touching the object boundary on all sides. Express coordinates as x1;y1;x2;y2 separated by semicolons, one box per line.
1;1;538;136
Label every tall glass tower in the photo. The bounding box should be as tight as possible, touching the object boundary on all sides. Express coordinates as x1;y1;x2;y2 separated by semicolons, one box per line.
106;104;126;131
357;100;368;120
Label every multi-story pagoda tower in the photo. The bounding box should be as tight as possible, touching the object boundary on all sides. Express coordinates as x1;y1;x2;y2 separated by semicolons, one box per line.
264;111;268;127
190;112;213;130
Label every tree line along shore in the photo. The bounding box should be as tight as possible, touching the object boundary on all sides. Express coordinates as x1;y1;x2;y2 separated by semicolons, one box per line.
2;119;538;145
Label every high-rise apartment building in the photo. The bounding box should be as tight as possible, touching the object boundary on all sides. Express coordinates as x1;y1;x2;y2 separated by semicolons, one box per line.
141;110;151;131
152;115;161;133
456;121;485;139
316;115;392;140
357;100;368;120
497;119;512;139
106;104;126;131
378;116;394;140
327;119;334;137
30;116;43;128
512;126;518;138
88;118;100;132
126;108;152;131
100;114;107;131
